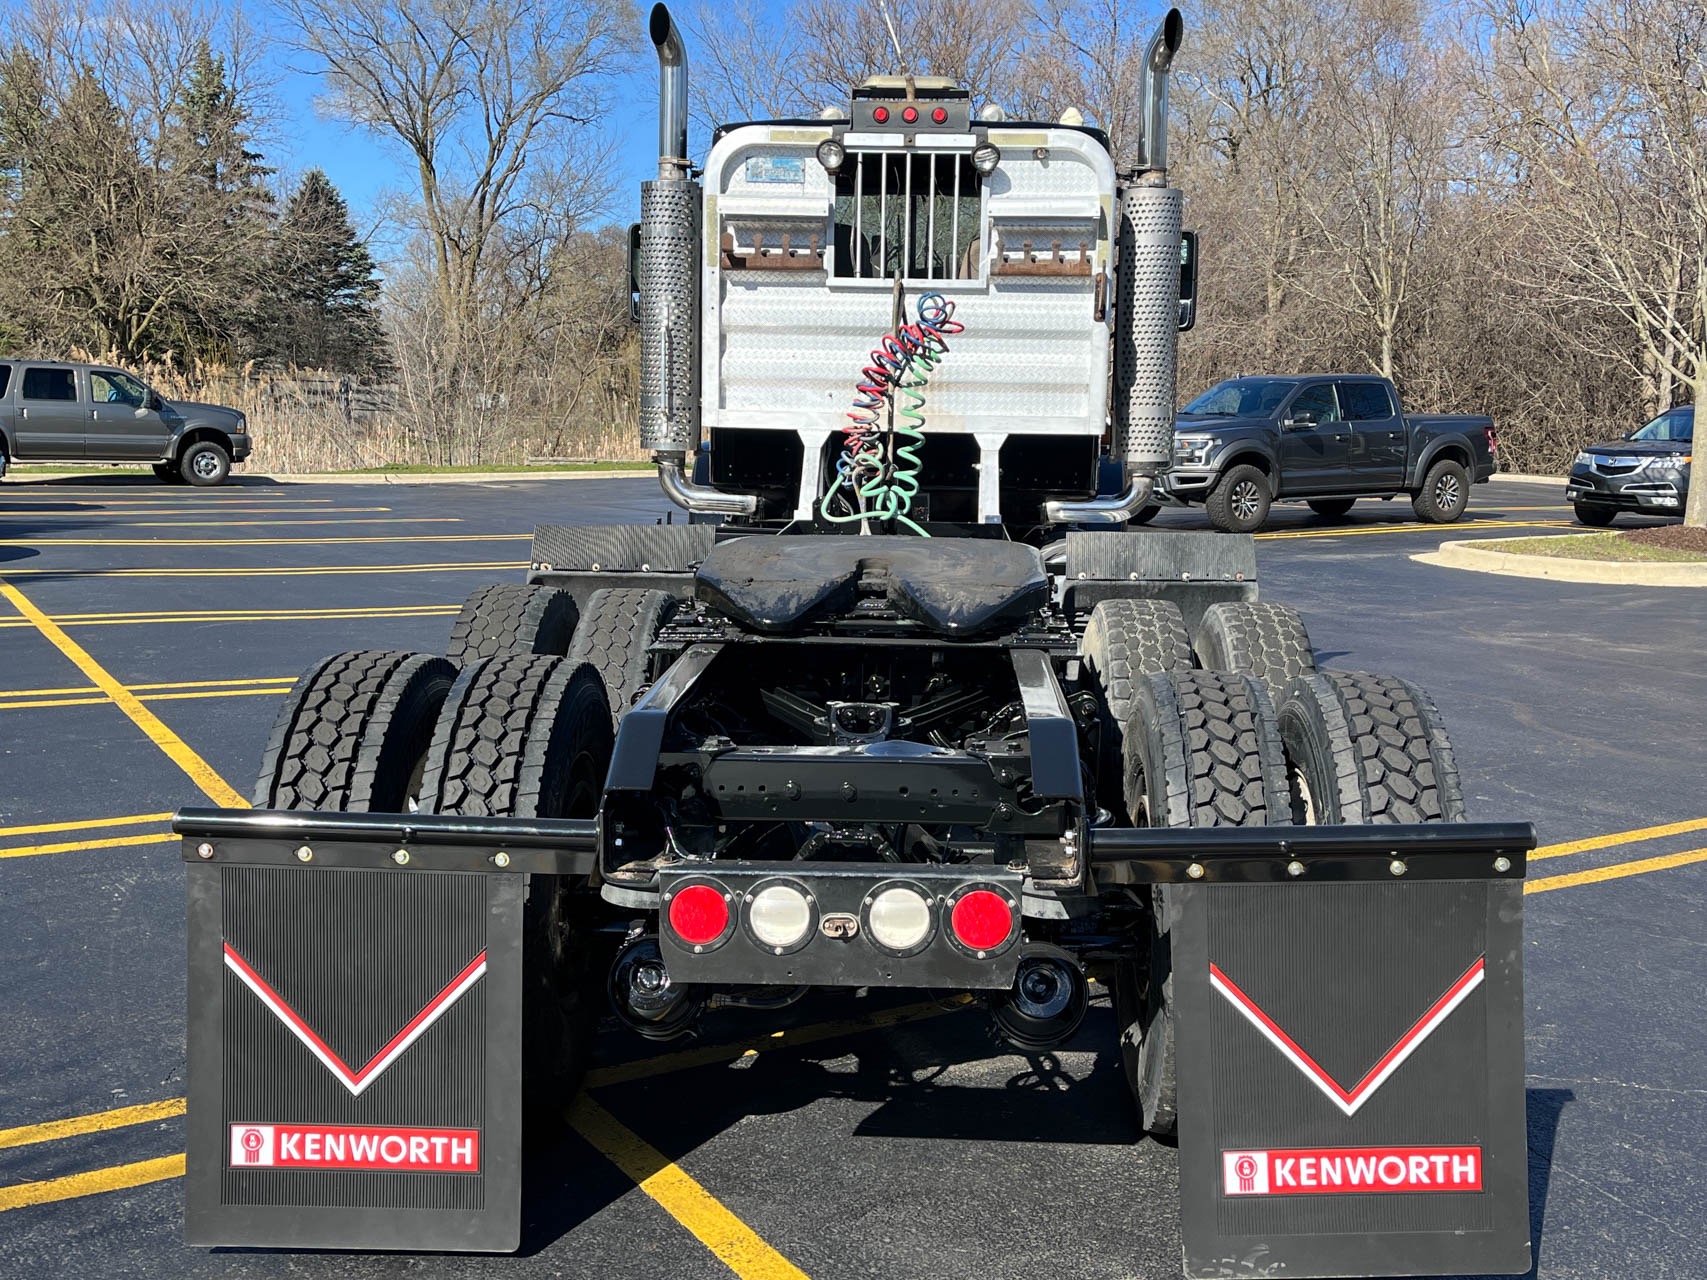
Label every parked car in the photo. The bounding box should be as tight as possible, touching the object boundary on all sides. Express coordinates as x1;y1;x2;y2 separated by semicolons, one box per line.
1154;374;1496;532
1565;405;1692;526
0;359;250;486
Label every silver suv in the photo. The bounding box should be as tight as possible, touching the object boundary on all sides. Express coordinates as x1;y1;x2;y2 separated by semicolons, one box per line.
0;360;251;486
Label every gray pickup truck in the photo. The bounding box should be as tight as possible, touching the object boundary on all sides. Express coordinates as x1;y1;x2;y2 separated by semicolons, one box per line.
0;359;251;486
1154;374;1496;531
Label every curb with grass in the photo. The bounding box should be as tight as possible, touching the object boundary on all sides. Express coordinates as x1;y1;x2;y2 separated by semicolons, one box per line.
1415;537;1707;586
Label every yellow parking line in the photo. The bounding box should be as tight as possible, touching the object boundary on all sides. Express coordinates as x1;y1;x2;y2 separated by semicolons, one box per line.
1532;817;1707;861
0;811;170;839
0;831;178;860
0;581;247;808
0;1155;185;1213
0;606;461;630
121;518;449;528
2;561;524;579
0;533;527;547
0;678;295;698
0;1099;186;1150
1528;845;1707;894
569;1096;809;1280
6;507;390;518
1256;519;1572;541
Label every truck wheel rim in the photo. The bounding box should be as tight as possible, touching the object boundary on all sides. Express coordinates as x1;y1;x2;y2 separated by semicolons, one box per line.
193;452;219;478
1232;482;1260;520
1434;473;1460;508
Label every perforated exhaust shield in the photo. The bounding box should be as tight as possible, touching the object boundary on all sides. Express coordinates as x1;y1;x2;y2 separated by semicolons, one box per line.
639;177;702;453
1113;184;1182;471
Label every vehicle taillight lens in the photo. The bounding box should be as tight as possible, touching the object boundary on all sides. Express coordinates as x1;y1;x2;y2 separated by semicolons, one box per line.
951;889;1013;952
748;884;812;949
931;107;947;124
868;886;933;952
902;105;919;124
872;106;889;124
1486;426;1498;454
668;884;730;946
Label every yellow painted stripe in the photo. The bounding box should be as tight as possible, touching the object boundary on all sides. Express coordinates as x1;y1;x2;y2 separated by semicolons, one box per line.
0;532;526;547
569;1096;809;1280
0;1155;185;1213
0;1099;186;1150
0;581;247;808
1256;519;1572;542
0;831;177;860
2;561;524;579
0;677;295;698
14;507;390;519
0;811;171;838
47;605;455;623
1531;817;1707;861
121;518;448;528
0;696;109;710
0;607;460;631
586;998;968;1089
1528;845;1707;894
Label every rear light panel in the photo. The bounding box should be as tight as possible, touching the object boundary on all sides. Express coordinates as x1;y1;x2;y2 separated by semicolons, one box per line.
664;880;735;951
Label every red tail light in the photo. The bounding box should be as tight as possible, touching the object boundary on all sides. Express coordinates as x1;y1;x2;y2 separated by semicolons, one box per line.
902;106;919;124
872;106;889;124
951;889;1013;952
931;107;948;124
668;884;730;946
1486;426;1498;454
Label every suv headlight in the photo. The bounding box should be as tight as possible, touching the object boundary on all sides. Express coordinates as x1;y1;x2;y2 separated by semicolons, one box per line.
1174;434;1215;467
1572;451;1595;468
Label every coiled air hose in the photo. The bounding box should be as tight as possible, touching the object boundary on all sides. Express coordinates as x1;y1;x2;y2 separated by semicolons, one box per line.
820;293;963;536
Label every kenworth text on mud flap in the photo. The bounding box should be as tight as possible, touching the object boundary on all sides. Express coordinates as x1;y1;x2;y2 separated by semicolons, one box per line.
175;8;1535;1275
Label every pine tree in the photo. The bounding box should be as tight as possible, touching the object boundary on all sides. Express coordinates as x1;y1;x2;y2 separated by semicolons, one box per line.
263;169;387;373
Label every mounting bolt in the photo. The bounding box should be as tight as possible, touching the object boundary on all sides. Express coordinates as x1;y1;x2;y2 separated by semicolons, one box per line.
1187;862;1204;880
295;845;313;863
841;781;857;801
393;848;411;866
1389;859;1407;877
995;803;1013;819
196;842;214;860
493;851;510;869
1286;860;1305;877
1494;856;1512;873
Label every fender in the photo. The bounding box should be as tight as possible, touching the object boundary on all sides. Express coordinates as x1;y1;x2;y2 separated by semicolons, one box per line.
1407;433;1473;489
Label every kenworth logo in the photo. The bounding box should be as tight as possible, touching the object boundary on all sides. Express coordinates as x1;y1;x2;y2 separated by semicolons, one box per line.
1222;1146;1482;1196
229;1123;480;1173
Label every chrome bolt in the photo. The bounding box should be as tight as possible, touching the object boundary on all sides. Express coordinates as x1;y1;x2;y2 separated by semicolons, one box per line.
1286;860;1305;878
1389;859;1407;876
393;848;411;866
295;845;313;863
1187;862;1205;880
196;842;214;860
1494;856;1512;873
493;851;510;869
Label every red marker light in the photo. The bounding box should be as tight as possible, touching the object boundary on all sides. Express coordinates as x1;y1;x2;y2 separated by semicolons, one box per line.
669;884;730;946
951;890;1013;952
931;107;947;124
902;105;919;124
873;106;889;124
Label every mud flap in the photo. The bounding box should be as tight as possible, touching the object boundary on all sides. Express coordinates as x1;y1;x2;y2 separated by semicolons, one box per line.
1174;877;1528;1278
182;819;536;1252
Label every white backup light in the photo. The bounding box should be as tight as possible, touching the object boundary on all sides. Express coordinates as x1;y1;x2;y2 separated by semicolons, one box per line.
868;886;933;951
748;884;812;948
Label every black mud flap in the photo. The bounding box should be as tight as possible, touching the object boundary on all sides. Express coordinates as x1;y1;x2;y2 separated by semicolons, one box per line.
1174;876;1529;1278
179;809;598;1252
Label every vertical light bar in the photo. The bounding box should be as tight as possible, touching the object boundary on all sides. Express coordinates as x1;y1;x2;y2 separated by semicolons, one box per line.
879;154;889;276
854;151;865;276
927;154;938;277
951;156;962;277
903;151;914;277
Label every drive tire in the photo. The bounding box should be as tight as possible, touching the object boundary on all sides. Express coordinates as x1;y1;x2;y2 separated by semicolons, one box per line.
1307;498;1355;517
1574;504;1617;527
1278;670;1466;824
419;655;614;1127
565;587;680;729
1193;601;1316;691
1205;464;1271;532
254;650;457;811
1412;458;1470;522
152;462;184;484
180;440;231;487
1115;671;1292;1139
1081;599;1192;820
447;583;578;665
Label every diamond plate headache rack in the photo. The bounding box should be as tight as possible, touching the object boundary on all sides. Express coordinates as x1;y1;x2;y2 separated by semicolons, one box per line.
1087;822;1534;884
175;808;599;876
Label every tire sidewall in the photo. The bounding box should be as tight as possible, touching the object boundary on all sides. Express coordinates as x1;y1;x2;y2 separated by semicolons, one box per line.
181;441;231;486
1211;465;1271;533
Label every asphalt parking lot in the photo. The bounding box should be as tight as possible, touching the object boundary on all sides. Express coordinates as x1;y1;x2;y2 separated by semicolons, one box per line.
1;474;1703;1280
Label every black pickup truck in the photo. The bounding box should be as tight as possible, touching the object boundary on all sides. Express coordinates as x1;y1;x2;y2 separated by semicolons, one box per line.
1153;375;1496;532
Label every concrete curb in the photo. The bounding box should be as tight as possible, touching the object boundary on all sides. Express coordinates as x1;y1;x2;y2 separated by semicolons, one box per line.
1414;537;1707;587
1492;472;1565;486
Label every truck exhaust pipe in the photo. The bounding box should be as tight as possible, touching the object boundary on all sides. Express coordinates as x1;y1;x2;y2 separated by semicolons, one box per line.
1138;8;1184;175
650;3;689;181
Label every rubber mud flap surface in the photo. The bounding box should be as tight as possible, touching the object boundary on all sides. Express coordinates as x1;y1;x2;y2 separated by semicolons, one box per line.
185;861;524;1251
1173;879;1529;1278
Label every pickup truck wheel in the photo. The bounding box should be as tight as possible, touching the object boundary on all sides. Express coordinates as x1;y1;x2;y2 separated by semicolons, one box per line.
1574;505;1617;527
1193;601;1315;690
447;583;578;665
1081;599;1193;820
180;440;231;486
1205;464;1271;532
565;587;681;729
1278;671;1465;824
1116;671;1293;1138
1412;459;1469;522
1306;498;1355;517
419;655;614;1128
254;650;457;811
152;462;184;484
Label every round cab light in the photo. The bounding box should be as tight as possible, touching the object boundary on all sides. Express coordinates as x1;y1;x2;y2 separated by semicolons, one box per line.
902;105;919;124
951;889;1013;952
668;884;730;947
868;886;933;953
872;106;889;124
816;138;846;174
971;142;1001;176
748;884;812;949
931;107;948;124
